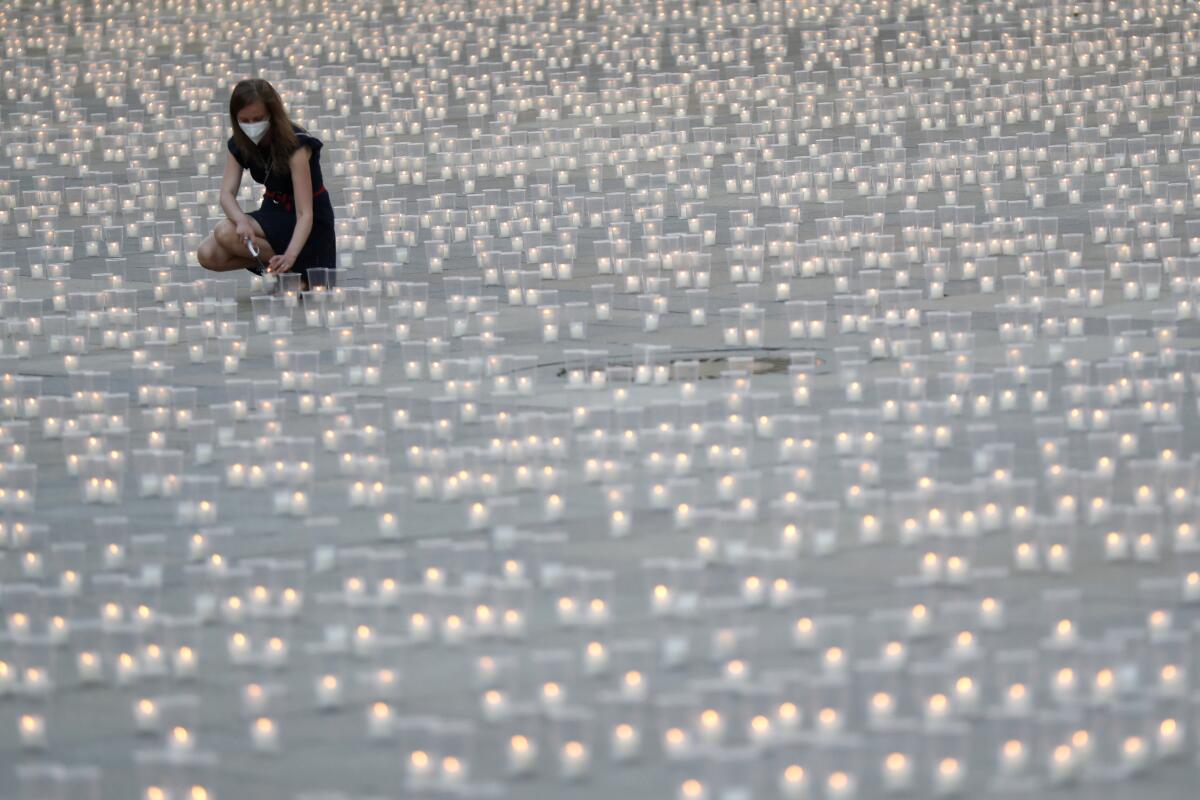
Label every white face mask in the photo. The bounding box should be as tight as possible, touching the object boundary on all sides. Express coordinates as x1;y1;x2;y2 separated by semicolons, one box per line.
239;119;270;144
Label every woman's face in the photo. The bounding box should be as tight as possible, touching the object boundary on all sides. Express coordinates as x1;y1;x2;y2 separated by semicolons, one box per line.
236;100;268;125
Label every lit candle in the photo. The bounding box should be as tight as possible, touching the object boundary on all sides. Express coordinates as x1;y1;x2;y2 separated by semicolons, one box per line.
611;722;640;762
1121;735;1148;773
869;691;895;724
826;771;856;800
19;713;46;749
1051;667;1077;704
1183;571;1200;602
741;575;765;606
1052;617;1077;647
792;616;817;649
1004;683;1031;715
954;673;980;712
999;739;1028;776
560;740;590;780
907;603;931;636
251;716;278;751
1091;667;1116;703
920;552;941;581
934;758;964;796
1157;718;1184;757
367;701;393;739
816;706;843;736
1013;542;1038;571
316;674;342;710
507;734;537;775
1046;543;1070;572
77;651;103;684
134;697;160;733
883;752;913;793
664;726;691;759
1134;532;1158;560
1048;744;1077;784
168;725;193;756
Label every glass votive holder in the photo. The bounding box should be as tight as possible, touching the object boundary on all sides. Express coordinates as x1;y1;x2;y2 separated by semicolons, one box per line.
502;706;543;778
994;650;1037;717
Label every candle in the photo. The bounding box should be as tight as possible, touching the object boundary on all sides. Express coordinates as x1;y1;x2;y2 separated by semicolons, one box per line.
1048;744;1077;784
883;753;913;793
1157;718;1184;757
1148;608;1171;640
540;680;565;712
822;643;848;677
367;701;393;739
610;722;640;762
998;739;1028;776
741;575;765;606
168;725;193;755
507;734;537;775
19;713;46;749
816;706;843;736
621;669;647;701
228;631;251;665
77;651;103;684
251;716;278;751
560;740;590;780
441;614;466;645
1134;533;1158;560
1046;543;1070;572
584;641;608;675
1052;617;1077;646
1184;571;1200;602
793;617;817;649
1051;667;1077;703
316;674;342;710
1091;667;1116;703
934;758;964;796
134;697;160;733
482;689;509;721
954;675;980;713
920;551;941;581
907;603;931;636
869;691;895;724
1159;663;1185;696
1004;682;1031;715
664;727;691;759
1121;735;1148;773
172;646;197;680
1013;542;1038;571
924;691;951;725
826;771;856;800
502;608;525;638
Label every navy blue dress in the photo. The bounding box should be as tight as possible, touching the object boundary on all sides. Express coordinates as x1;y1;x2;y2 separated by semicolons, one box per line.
227;126;337;277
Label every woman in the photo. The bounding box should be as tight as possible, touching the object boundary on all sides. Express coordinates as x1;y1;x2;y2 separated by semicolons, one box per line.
197;78;336;288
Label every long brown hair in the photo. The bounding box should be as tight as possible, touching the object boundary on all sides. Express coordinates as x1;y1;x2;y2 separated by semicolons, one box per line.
229;78;301;176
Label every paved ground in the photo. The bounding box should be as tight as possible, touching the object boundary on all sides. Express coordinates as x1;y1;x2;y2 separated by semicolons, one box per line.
1;0;1199;798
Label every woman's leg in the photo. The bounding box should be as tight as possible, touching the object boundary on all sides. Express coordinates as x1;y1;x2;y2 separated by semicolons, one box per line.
197;219;276;272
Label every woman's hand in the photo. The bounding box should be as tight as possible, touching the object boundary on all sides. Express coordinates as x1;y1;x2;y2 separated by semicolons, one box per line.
234;218;256;244
267;252;297;274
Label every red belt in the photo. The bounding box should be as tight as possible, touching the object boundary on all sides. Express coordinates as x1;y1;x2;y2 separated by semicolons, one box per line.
264;185;326;213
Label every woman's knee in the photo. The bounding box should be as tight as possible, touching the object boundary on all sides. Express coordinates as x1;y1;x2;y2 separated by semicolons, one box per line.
197;237;225;270
213;219;239;249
